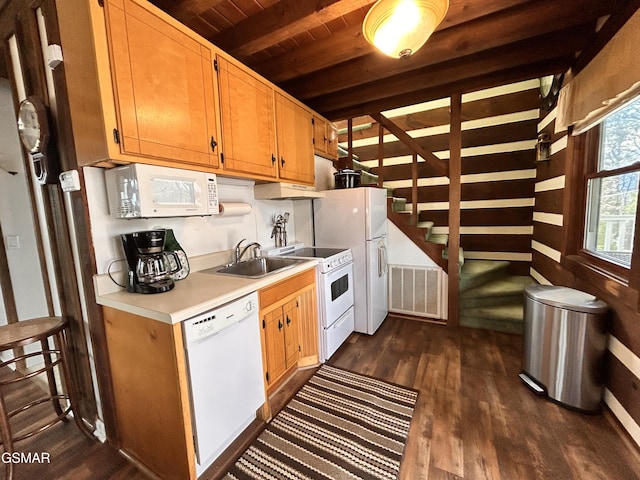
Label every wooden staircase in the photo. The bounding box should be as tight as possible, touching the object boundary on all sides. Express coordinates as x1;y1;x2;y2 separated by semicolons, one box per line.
343;113;534;334
357;158;451;271
459;260;536;333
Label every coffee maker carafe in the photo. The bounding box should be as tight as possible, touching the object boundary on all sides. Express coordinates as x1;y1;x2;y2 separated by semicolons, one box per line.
121;230;181;294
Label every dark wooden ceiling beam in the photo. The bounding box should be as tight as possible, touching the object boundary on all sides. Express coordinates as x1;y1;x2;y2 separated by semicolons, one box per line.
308;23;593;119
320;54;575;121
232;0;535;64
249;0;535;81
211;0;374;58
251;23;368;82
282;0;620;99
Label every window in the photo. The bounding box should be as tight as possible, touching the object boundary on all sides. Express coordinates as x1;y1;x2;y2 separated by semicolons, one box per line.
583;96;640;269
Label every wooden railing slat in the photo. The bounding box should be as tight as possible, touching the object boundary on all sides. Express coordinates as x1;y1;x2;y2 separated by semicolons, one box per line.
377;123;384;188
412;153;418;223
369;112;449;177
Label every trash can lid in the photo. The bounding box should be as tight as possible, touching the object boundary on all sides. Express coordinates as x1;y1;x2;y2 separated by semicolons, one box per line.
524;284;608;313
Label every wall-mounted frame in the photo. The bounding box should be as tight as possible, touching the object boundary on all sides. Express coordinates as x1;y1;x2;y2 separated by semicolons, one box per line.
17;95;58;184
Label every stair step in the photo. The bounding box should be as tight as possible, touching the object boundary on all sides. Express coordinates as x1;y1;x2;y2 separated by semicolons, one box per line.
460;276;536;309
352;158;371;172
360;170;378;185
443;246;464;266
416;220;434;230
428;233;448;245
459;304;524;334
460;260;511;293
390;197;407;212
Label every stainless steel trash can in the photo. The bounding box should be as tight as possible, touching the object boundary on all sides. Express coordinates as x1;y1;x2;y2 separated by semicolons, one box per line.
520;285;608;412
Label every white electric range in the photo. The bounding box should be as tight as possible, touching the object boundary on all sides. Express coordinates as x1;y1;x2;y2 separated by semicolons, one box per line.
266;244;355;361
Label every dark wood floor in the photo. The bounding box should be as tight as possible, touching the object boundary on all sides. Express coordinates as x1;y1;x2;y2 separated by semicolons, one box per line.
329;316;640;480
3;316;640;479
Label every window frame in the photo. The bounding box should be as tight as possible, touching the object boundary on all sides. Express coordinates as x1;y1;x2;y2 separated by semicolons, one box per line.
565;122;640;289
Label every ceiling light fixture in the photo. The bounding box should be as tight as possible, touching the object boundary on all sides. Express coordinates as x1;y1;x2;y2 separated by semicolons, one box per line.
362;0;449;59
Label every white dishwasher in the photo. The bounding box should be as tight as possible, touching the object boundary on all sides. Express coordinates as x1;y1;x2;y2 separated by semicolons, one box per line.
182;292;265;475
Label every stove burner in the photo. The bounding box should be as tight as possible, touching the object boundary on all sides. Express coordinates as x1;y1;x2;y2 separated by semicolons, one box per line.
267;244;353;274
286;247;347;259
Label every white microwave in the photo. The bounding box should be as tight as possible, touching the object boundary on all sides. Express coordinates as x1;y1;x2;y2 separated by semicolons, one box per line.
105;164;219;218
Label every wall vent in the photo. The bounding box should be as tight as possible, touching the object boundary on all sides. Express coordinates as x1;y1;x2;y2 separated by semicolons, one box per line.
389;265;442;319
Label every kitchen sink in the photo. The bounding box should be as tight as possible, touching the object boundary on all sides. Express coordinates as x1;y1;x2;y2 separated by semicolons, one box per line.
203;256;307;278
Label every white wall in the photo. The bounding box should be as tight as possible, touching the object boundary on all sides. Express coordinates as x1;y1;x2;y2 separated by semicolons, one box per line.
86;155;340;273
387;221;439;267
84;166;307;273
0;79;49;324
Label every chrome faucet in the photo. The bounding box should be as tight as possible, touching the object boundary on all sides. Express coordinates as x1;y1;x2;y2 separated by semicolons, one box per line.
234;239;262;263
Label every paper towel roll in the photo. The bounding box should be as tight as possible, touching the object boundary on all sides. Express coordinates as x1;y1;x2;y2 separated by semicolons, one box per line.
218;202;252;216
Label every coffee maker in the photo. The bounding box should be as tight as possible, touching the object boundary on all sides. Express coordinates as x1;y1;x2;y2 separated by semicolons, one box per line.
121;230;181;294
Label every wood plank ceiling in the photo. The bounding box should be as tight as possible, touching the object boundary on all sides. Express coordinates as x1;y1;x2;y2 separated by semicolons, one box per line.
148;0;638;121
0;0;633;121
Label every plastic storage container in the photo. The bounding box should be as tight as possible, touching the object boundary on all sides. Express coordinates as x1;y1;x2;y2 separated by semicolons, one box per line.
520;285;608;412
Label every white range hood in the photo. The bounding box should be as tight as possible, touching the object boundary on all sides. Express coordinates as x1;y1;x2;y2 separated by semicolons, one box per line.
254;182;325;200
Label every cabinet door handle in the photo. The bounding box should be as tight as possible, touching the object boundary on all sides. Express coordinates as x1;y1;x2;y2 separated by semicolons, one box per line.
278;319;283;330
210;136;217;152
271;154;276;165
280;156;285;167
286;315;291;326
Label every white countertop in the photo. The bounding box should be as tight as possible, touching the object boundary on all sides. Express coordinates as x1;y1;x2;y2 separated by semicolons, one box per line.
94;257;317;324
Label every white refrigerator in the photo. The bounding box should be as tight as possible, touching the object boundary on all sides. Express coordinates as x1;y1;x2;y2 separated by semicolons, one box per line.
314;187;388;335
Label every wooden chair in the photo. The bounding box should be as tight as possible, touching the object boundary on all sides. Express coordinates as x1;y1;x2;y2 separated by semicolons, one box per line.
0;317;77;480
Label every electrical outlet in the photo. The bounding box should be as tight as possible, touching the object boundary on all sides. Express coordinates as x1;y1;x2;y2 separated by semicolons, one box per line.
59;170;81;192
6;235;20;249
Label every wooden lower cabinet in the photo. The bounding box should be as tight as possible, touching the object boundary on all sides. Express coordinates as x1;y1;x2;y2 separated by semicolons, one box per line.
100;269;317;478
259;269;318;395
262;298;299;384
102;307;196;480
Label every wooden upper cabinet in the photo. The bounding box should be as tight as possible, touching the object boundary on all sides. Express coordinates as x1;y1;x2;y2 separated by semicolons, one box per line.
312;116;338;160
104;0;220;167
326;122;338;159
216;55;277;179
275;94;314;185
313;116;327;155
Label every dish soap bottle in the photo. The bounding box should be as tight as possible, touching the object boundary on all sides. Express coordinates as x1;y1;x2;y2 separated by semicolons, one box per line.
165;229;189;280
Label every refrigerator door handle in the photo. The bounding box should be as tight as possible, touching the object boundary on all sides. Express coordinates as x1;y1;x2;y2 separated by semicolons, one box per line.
378;242;388;277
381;244;388;275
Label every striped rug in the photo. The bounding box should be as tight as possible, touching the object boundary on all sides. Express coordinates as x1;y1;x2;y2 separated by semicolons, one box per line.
223;364;418;480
